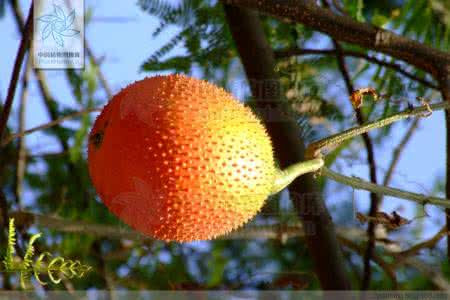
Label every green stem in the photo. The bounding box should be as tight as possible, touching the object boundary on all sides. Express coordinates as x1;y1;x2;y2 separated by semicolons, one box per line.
321;167;450;208
271;158;324;195
306;101;450;159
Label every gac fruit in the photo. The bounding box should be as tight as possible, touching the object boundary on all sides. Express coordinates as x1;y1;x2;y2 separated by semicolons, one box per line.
88;74;276;242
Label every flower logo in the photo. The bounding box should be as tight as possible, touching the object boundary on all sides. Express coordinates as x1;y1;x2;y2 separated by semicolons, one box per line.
37;3;80;47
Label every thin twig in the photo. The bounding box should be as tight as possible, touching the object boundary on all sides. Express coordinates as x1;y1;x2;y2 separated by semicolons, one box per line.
403;258;450;291
86;43;113;99
0;190;11;289
13;55;31;208
6;210;372;242
438;64;450;260
12;210;449;290
331;38;380;290
383;118;421;187
394;226;447;258
274;48;438;89
1;107;101;147
0;2;33;144
10;0;71;152
321;166;450;208
0;191;9;229
338;235;398;288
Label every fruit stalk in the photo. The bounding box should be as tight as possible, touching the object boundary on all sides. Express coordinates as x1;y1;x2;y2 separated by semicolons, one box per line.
271;158;324;195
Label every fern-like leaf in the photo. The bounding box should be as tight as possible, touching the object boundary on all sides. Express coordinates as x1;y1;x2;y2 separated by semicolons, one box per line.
1;218;91;288
34;252;51;286
19;232;42;289
47;257;64;284
3;218;16;271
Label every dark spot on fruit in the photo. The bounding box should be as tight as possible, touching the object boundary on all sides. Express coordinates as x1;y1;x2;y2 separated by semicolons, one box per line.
90;132;104;149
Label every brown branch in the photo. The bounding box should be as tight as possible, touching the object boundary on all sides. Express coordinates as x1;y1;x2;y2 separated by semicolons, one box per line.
0;190;11;289
394;226;447;258
9;0;70;152
16;210;450;290
338;235;397;288
340;233;450;291
438;64;450;260
223;5;351;289
1;107;101;147
274;48;438;89
86;43;113;99
331;38;380;289
5;211;375;242
0;191;8;229
13;55;31;208
10;209;450;290
0;6;32;289
403;258;450;291
222;0;450;77
0;2;33;144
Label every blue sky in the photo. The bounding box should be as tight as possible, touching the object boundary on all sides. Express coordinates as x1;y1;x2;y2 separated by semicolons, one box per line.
0;0;447;243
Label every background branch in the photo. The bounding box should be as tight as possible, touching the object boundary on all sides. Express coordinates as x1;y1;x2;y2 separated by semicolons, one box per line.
330;38;380;289
1;108;101;147
438;65;450;260
13;55;31;208
9;210;450;290
0;2;32;143
223;0;450;77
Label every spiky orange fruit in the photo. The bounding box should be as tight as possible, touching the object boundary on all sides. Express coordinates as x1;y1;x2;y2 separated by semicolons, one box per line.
88;74;276;242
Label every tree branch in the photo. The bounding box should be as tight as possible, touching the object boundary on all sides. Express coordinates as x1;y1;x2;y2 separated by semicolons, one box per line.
10;210;450;290
86;43;113;99
3;211;379;243
9;0;71;152
13;55;31;208
394;226;447;258
222;0;450;77
1;107;101;147
0;2;33;143
438;64;450;260
331;38;380;290
338;235;397;288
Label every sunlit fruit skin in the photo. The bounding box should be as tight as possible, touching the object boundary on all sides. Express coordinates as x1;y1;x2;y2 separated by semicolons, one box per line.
88;74;276;242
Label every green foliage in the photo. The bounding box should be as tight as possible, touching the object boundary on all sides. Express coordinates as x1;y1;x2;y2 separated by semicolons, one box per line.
139;0;234;80
390;0;450;50
0;0;5;18
1;218;91;289
3;218;17;271
343;0;365;22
